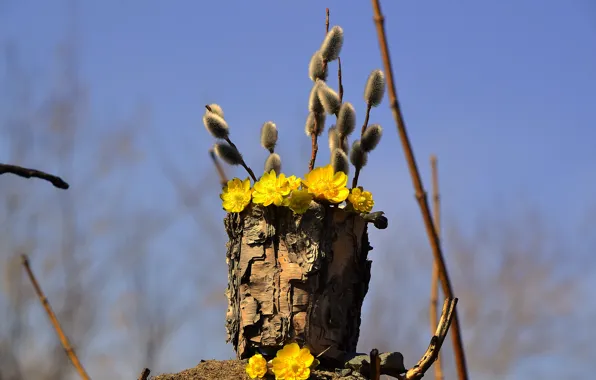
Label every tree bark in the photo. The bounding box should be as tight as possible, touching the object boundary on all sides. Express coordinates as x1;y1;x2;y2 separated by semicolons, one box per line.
224;202;372;360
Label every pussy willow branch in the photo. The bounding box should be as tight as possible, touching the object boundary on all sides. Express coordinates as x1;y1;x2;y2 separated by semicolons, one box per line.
0;163;69;189
404;298;457;380
351;103;372;189
430;154;444;380
209;148;228;188
369;1;469;379
21;254;90;380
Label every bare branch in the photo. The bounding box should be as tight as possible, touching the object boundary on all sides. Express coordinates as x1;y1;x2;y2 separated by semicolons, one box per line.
209;148;228;188
0;163;69;189
430;154;444;380
20;254;90;380
406;298;458;380
137;368;150;380
370;1;469;378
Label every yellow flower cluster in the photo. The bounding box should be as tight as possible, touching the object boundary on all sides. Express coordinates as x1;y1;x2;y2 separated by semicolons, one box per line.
246;343;318;380
220;164;374;215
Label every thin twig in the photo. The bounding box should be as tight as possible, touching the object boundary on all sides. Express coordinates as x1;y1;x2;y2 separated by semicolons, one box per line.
351;103;372;188
325;7;330;34
369;1;469;379
137;368;151;380
0;163;69;189
370;348;381;380
406;298;458;380
430;154;444;380
309;128;319;172
21;254;90;380
209;148;228;188
338;57;344;103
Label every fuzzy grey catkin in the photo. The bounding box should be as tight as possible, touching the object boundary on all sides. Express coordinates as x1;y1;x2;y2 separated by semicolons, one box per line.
364;70;386;107
308;51;328;81
328;126;340;152
350;140;368;169
264;153;282;174
203;112;229;139
331;148;349;174
309;83;324;114
214;143;243;166
361;124;383;152
305;112;326;136
320;26;344;62
260;121;278;152
317;82;341;115
336;102;356;137
207;103;225;119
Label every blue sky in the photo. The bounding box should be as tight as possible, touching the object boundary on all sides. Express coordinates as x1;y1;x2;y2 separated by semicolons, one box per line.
1;0;595;378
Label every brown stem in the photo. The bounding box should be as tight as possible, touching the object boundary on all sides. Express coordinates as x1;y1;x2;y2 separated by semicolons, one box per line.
0;163;69;189
325;8;330;34
370;349;381;380
21;255;90;380
370;1;469;379
338;57;344;102
309;132;319;172
352;103;372;188
406;298;458;380
430;154;444;380
209;148;228;188
137;368;151;380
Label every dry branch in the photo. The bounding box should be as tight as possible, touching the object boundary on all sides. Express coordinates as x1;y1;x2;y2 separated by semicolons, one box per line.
21;254;90;380
430;155;444;380
137;368;151;380
0;163;69;189
405;298;458;380
370;1;469;379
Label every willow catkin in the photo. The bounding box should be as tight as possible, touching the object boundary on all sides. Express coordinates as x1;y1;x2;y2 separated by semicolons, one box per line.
317;82;341;115
364;70;386;107
336;102;356;137
328;126;340;152
331;148;349;175
214;143;243;165
320;26;344;62
309;83;324;114
350;140;368;169
206;103;225;119
361;124;383;152
260;121;278;152
264;153;282;174
203;112;229;139
304;112;326;136
308;51;328;81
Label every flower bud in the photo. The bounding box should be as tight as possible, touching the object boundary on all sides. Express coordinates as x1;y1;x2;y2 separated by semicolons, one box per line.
364;70;386;107
214;143;243;166
328;125;340;152
317;82;341;115
320;26;344;62
203;112;229;139
336;102;356;137
260;121;278;152
305;112;326;136
308;51;328;81
264;153;282;174
206;103;225;119
361;124;383;152
350;140;368;169
331;148;349;175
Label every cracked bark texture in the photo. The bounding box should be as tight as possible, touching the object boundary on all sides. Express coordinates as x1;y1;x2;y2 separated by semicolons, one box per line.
224;202;372;360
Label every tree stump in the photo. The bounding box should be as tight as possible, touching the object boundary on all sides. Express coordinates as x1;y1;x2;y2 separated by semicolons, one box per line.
224;202;372;361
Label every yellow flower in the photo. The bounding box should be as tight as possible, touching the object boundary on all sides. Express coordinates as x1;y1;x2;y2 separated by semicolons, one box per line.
286;175;302;191
283;189;313;214
348;187;374;213
220;177;252;213
246;353;268;379
271;343;314;380
302;165;349;203
253;170;292;206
